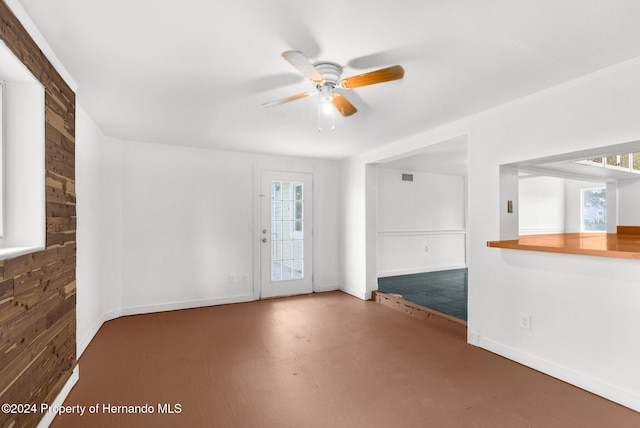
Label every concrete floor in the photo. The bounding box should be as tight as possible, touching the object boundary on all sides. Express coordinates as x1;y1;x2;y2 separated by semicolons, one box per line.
52;291;638;427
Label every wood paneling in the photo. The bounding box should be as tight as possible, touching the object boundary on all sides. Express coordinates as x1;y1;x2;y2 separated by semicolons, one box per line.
0;2;76;427
617;225;640;236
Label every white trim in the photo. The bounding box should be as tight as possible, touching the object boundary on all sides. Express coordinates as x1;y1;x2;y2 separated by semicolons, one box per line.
4;0;78;91
518;227;565;235
258;171;313;298
478;335;640;413
378;264;467;278
315;283;341;293
339;284;369;301
253;162;317;300
0;48;46;256
78;285;341;358
377;229;466;237
0;245;44;260
36;365;79;428
120;294;256;317
77;309;123;358
78;296;257;358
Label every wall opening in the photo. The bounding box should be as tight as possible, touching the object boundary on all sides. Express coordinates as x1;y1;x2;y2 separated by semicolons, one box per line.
500;139;640;239
370;136;469;322
0;40;46;258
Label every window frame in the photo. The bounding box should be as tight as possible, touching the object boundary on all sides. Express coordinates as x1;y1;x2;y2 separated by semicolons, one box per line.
0;41;46;259
0;81;4;238
580;187;607;233
577;154;640;175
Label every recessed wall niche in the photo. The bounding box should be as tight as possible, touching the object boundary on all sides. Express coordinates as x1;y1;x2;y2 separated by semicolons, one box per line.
0;40;46;257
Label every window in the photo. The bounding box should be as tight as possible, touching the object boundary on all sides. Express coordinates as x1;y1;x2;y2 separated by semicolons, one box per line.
0;41;45;258
579;153;640;175
581;187;607;232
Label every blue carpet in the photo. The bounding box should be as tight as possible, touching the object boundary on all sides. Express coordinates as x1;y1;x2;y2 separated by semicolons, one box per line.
377;269;468;321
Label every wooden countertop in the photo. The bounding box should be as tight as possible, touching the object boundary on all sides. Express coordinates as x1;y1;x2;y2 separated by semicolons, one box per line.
487;226;640;260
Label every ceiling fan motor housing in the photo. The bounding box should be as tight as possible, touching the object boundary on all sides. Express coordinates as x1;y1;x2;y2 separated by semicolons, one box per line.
265;50;402;117
314;61;343;87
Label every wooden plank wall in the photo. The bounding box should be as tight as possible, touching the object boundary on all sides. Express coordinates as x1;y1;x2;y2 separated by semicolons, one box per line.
0;2;76;427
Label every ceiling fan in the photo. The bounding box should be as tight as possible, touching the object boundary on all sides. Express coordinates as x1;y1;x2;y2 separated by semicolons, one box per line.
263;50;405;126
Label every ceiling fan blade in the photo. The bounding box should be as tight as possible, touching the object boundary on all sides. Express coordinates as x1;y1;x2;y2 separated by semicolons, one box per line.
332;94;357;116
282;50;325;84
262;91;316;108
339;65;405;90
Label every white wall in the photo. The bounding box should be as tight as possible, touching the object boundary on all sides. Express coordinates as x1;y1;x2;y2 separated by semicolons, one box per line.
76;124;342;352
117;141;340;313
341;57;640;411
75;105;123;356
338;158;368;299
376;168;466;276
564;179;607;233
466;66;640;411
618;178;640;225
518;176;607;234
518;176;565;235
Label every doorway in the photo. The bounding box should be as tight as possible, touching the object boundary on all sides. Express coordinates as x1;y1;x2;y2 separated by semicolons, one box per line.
260;171;313;298
372;137;469;321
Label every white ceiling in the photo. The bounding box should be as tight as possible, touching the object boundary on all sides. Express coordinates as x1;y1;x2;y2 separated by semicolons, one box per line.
16;0;640;159
379;137;468;176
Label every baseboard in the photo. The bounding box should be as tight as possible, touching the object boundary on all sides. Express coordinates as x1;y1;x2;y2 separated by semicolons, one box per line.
378;264;467;278
77;289;341;361
77;309;123;358
479;335;640;412
78;295;257;358
120;294;257;317
519;227;565;235
36;365;79;428
315;283;340;293
338;285;369;301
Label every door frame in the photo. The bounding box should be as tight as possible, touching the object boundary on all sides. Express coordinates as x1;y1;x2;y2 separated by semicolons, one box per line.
253;163;316;299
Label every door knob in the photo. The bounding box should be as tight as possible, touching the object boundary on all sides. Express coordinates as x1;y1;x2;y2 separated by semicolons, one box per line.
262;238;268;243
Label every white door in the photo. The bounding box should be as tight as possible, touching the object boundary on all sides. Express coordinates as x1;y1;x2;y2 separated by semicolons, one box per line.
260;171;313;298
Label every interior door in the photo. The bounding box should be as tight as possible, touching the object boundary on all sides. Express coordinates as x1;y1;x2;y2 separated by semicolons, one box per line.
260;171;313;298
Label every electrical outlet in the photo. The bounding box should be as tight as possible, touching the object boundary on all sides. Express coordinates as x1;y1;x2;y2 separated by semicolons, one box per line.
519;313;531;330
425;246;430;253
229;274;235;284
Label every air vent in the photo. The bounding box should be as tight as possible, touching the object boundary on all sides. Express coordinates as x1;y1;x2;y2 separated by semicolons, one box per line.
401;173;414;182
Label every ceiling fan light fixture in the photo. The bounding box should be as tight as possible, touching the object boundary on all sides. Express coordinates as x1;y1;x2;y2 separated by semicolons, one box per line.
321;100;334;115
319;85;334;112
264;50;403;129
317;85;335;132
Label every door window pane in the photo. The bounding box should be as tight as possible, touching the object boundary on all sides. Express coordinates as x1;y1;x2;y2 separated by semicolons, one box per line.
292;260;303;279
282;201;293;220
271;180;304;282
